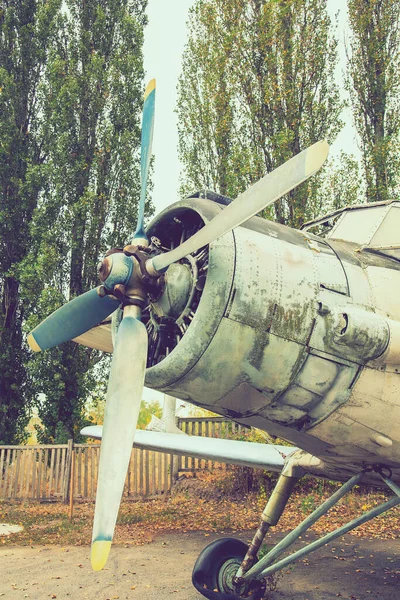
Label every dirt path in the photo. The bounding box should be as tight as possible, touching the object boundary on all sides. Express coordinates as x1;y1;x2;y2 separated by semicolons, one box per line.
0;531;398;600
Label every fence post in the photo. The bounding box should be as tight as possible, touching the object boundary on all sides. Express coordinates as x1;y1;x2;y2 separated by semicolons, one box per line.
69;450;75;520
63;439;74;504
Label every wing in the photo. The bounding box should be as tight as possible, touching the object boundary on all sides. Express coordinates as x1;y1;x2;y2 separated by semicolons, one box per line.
81;426;296;472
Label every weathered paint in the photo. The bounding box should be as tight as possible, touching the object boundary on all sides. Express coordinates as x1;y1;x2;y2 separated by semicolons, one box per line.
75;199;400;484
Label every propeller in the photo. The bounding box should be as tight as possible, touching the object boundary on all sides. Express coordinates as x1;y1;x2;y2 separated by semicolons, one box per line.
27;289;120;352
133;78;156;246
91;307;148;571
28;73;329;571
146;139;329;276
27;81;157;571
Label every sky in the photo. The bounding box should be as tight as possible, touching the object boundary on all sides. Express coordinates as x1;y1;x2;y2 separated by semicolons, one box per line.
143;0;358;216
141;0;358;406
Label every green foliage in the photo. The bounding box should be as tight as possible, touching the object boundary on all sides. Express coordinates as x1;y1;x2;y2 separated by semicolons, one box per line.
0;1;150;444
137;399;162;429
21;0;150;444
216;429;279;496
86;397;162;431
312;151;364;215
177;0;343;227
347;0;400;202
0;0;61;443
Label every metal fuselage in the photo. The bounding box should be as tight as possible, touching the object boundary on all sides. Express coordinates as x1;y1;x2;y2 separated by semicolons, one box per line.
144;198;400;484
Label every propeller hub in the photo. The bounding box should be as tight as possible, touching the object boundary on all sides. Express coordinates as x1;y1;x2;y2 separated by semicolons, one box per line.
98;253;134;291
98;257;112;281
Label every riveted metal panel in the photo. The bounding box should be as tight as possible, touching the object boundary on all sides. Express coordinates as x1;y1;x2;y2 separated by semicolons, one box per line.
309;240;349;295
268;236;318;344
309;367;400;467
162;317;308;420
226;227;279;330
226;222;318;344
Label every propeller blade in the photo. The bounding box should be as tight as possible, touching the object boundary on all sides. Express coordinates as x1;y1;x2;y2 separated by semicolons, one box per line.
27;288;120;352
133;79;156;245
148;140;329;275
91;312;148;571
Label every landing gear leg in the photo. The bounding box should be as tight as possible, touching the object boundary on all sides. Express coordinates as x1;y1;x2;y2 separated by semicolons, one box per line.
235;473;299;578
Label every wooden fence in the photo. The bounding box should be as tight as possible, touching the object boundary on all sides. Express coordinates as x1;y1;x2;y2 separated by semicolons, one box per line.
177;417;247;472
0;417;247;502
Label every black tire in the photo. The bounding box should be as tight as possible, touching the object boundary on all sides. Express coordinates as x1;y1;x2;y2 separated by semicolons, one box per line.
192;537;262;600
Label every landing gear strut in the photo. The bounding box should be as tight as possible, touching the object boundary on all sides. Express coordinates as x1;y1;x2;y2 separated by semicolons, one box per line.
192;469;400;599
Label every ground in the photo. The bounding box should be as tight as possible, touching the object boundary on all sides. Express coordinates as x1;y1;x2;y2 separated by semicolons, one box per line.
0;472;398;599
0;531;398;600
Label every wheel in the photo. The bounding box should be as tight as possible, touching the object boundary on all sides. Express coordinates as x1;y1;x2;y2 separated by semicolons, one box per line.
192;537;263;600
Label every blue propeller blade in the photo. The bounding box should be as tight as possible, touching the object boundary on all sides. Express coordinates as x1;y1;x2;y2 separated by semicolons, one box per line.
27;288;120;352
133;79;156;244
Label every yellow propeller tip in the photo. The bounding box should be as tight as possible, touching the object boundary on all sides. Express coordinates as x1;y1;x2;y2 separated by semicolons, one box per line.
144;78;156;100
91;540;112;571
27;333;41;352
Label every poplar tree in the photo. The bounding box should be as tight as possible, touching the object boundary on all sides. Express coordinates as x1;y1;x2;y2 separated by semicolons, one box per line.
0;0;61;443
347;0;400;203
177;0;343;227
21;0;150;443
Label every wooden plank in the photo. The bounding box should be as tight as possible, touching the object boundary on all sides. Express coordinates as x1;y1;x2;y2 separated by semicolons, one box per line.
40;449;45;499
190;421;196;470
144;450;149;497
60;447;66;500
152;452;156;495
77;446;82;497
163;452;168;495
7;449;15;498
37;449;42;499
2;448;8;497
2;449;10;499
24;449;31;498
84;446;88;498
13;449;21;499
183;420;188;471
43;448;49;499
139;449;144;496
18;449;26;499
134;448;139;497
41;447;47;497
31;450;37;499
55;448;61;495
94;446;99;496
69;451;75;517
0;447;5;498
90;446;95;498
49;448;55;497
157;451;162;495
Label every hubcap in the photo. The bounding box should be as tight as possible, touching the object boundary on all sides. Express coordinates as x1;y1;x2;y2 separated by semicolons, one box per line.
217;557;249;596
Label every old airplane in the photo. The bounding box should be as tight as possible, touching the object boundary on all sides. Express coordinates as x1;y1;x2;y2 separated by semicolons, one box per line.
27;80;400;599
